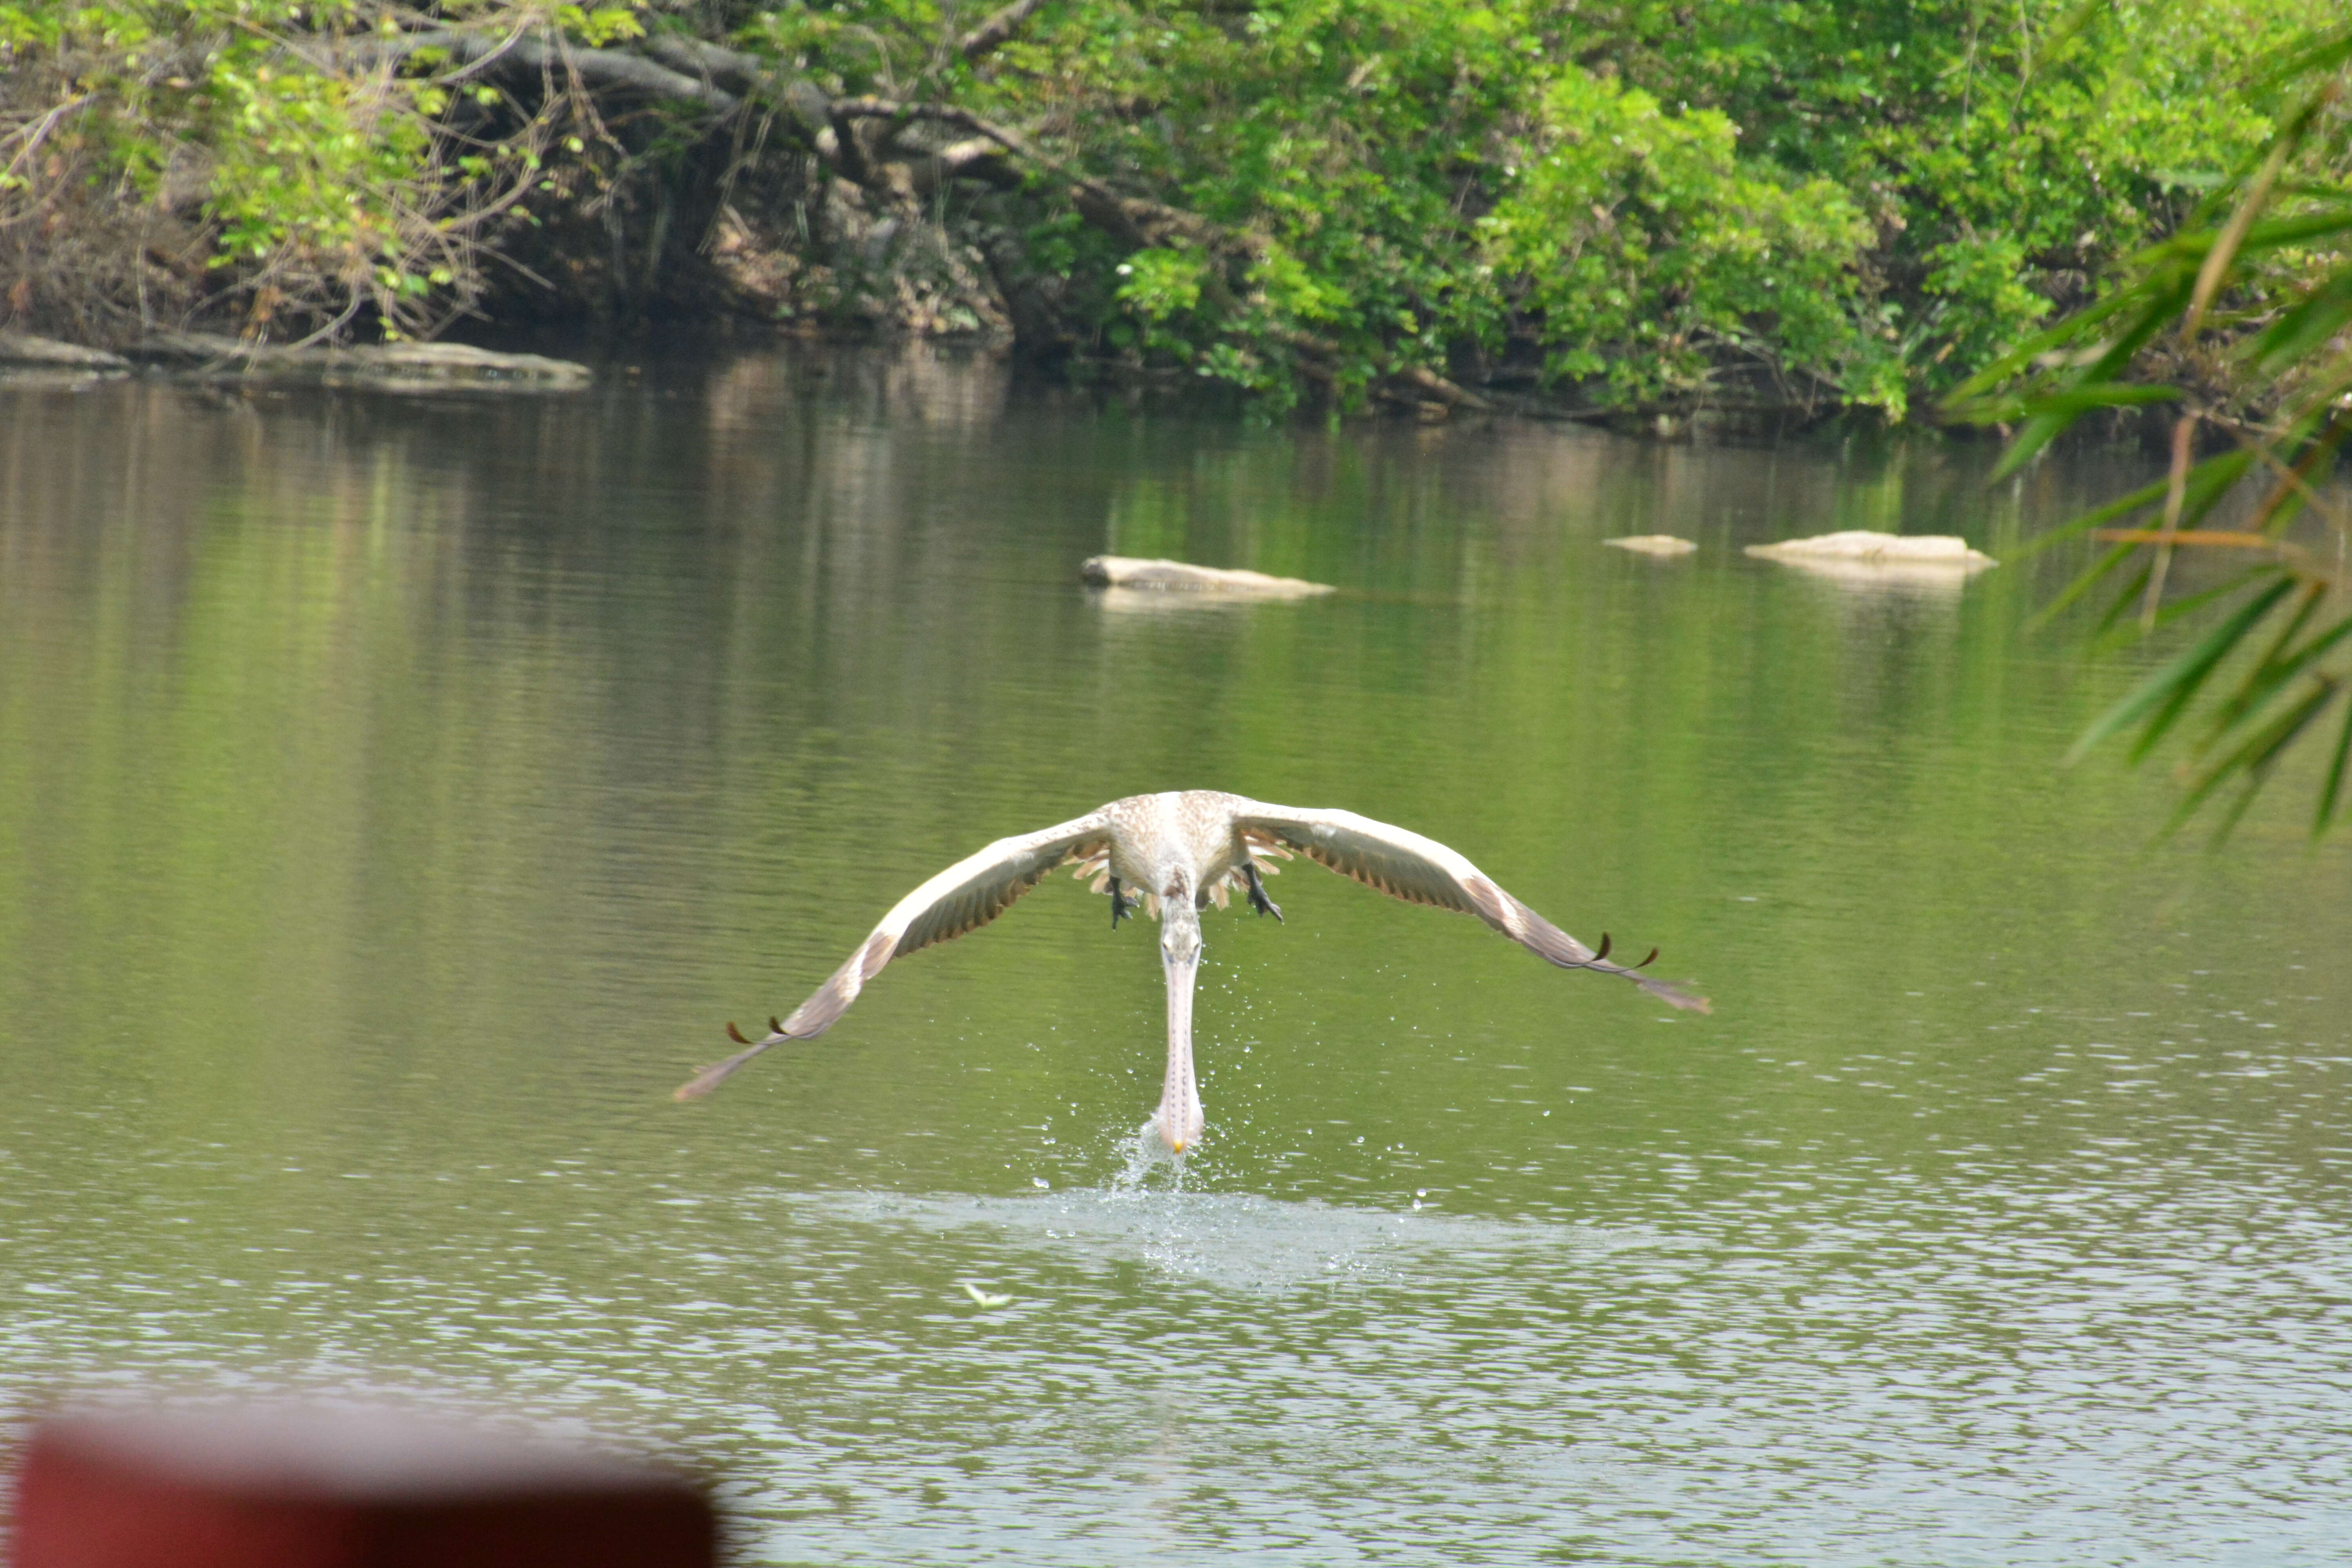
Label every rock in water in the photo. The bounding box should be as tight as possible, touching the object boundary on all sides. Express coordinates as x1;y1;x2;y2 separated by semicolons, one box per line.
1604;535;1698;556
1745;531;1994;568
1080;555;1336;597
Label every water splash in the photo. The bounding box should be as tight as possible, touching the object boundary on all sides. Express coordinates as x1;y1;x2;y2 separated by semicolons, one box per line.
1112;1116;1189;1193
773;1182;1628;1293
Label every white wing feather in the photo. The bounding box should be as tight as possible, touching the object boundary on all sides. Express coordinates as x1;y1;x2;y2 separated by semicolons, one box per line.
676;808;1116;1099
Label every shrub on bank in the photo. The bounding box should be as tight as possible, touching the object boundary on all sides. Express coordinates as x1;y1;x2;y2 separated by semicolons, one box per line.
0;0;2325;419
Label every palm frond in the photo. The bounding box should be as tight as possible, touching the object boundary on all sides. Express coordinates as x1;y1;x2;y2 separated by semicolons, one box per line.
1952;32;2352;842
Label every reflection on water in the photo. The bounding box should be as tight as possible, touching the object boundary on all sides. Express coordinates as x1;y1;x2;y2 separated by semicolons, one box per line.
2;345;2348;1564
1749;554;1994;595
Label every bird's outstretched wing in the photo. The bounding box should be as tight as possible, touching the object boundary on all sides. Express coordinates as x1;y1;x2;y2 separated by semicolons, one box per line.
1230;801;1711;1014
675;807;1118;1100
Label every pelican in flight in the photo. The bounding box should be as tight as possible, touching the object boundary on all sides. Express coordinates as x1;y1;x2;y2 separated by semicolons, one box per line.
676;791;1708;1151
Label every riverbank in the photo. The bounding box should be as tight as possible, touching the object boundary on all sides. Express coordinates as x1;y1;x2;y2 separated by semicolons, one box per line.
2;2;2317;427
2;322;2163;455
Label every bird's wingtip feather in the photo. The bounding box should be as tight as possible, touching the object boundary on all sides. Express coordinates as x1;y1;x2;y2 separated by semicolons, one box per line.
1659;982;1712;1014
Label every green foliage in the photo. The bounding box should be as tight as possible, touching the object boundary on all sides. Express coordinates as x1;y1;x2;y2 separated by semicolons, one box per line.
1949;18;2352;840
200;37;430;274
554;3;641;48
36;5;411;251
940;0;2316;415
1112;245;1206;323
1482;66;1885;411
1;0;2328;407
2;2;607;336
980;0;1543;408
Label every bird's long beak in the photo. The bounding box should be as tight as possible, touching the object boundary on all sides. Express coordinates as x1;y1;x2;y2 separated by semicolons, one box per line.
1158;913;1205;1156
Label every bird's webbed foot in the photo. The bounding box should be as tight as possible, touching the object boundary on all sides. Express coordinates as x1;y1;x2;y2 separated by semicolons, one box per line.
1109;876;1134;929
1241;860;1283;922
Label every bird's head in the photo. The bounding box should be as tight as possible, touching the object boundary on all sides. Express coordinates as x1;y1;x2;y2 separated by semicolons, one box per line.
1159;879;1201;964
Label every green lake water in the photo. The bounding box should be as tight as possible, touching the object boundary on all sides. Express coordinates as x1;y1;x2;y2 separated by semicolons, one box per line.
2;347;2347;1564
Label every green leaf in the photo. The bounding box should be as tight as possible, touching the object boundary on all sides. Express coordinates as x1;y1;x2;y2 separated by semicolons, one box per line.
1944;284;2166;411
2316;690;2352;837
1988;383;2182;478
2025;540;2140;635
2027;381;2182;419
2089;564;2154;643
2167;678;2338;844
2089;564;2276;652
2014;449;2257;572
2247;19;2352;96
2010;474;2170;562
2030;0;2114;78
2185;132;2294;339
2193;585;2328;752
2066;573;2296;766
2235;210;2352;254
2247;265;2352;377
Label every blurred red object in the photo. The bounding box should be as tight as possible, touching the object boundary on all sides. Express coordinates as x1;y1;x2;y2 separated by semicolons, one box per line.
7;1406;717;1568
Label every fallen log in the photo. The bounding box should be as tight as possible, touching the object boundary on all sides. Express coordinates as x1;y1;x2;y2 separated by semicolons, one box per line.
0;330;130;370
118;332;590;388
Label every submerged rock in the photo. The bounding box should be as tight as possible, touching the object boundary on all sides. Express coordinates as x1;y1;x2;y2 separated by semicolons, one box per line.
1745;530;1995;568
1080;555;1336;597
1604;535;1698;556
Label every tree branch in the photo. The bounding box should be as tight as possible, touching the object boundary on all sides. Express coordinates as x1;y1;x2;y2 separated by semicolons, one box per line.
958;0;1049;64
0;93;97;189
639;35;774;98
1394;363;1490;410
361;29;1241;267
356;30;741;114
829;97;1236;251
